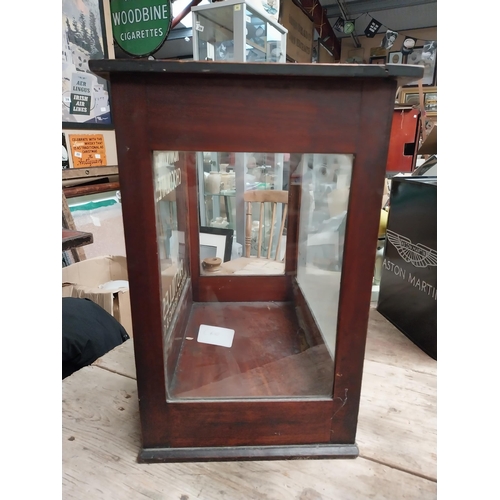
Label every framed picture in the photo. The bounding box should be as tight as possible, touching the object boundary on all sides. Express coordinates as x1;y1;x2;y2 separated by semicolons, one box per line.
370;47;387;58
399;86;437;117
369;56;386;65
404;46;437;86
388;51;403;64
200;227;234;262
62;0;113;129
68;133;107;168
380;30;398;50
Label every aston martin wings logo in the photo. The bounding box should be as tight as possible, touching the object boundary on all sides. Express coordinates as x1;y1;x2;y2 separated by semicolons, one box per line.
386;229;437;268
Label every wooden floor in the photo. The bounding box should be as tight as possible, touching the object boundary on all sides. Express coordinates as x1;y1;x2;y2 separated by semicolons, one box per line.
62;304;437;499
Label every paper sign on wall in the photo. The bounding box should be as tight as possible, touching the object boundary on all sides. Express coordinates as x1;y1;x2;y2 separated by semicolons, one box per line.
69;73;93;116
69;134;107;168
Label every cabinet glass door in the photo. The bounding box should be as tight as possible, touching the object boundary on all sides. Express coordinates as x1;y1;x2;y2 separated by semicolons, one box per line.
164;151;353;401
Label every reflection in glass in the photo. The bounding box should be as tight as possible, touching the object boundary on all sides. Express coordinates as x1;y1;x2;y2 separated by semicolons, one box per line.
296;154;353;355
198;151;287;276
153;151;188;334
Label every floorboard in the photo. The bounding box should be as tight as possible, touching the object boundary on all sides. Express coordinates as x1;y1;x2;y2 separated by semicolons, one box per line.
63;303;437;499
63;364;436;499
364;306;436;374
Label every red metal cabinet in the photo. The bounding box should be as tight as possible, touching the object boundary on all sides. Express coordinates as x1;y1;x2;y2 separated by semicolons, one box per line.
386;106;421;173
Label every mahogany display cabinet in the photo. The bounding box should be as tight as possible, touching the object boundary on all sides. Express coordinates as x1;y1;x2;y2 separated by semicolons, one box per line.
89;59;423;463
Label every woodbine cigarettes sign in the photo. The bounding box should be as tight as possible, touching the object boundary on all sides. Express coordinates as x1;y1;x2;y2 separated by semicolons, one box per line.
110;0;171;57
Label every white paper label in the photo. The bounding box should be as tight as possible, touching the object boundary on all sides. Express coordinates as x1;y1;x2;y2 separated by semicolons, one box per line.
197;324;235;348
98;280;129;292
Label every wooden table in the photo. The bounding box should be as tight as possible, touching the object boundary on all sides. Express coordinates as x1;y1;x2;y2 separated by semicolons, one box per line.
62;228;93;252
62;305;437;499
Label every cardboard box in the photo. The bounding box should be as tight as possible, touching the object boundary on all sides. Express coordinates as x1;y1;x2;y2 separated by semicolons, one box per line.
62;255;133;337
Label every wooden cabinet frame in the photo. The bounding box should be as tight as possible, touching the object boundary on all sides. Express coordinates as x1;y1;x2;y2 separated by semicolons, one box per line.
90;59;422;463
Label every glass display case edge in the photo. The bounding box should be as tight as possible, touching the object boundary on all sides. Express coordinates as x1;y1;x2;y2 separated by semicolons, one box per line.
192;0;287;64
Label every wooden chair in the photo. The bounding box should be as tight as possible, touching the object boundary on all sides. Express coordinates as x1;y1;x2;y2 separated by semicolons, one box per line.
63;190;86;266
244;190;288;261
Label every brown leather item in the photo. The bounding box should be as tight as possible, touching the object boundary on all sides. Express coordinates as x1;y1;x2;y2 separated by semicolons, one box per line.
201;257;222;271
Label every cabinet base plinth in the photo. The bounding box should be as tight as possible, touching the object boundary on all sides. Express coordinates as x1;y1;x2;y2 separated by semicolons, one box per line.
139;443;359;463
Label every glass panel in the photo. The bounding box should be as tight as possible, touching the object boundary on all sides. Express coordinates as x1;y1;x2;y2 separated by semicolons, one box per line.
296;154;353;356
245;7;284;63
200;152;236;230
153;151;188;335
245;8;267;62
266;23;284;62
198;151;287;276
166;151;346;402
194;5;235;61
